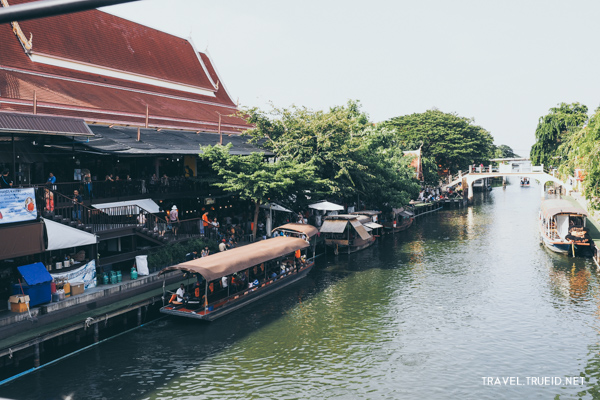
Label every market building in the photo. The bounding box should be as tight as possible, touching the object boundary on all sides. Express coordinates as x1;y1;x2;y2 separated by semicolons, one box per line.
0;0;260;309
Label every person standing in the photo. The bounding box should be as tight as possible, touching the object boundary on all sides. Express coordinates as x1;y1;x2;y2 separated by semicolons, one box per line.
0;169;12;188
170;205;180;237
72;189;83;223
44;185;54;216
83;171;93;199
47;172;56;185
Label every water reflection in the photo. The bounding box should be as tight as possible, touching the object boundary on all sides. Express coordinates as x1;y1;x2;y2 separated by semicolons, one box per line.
4;185;600;399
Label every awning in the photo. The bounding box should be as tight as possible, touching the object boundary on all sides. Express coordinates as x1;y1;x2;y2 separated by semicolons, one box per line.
18;262;52;285
309;201;344;211
351;210;381;216
92;199;160;214
350;219;372;240
44;218;97;251
273;223;319;237
159;236;309;281
0;112;93;137
0;221;44;259
260;203;293;213
541;199;588;219
320;219;348;234
364;222;383;229
399;211;414;218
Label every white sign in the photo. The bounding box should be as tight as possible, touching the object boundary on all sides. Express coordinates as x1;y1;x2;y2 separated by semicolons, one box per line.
0;188;38;225
51;259;97;289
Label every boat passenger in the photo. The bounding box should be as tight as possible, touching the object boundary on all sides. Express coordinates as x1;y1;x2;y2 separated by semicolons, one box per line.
176;284;185;302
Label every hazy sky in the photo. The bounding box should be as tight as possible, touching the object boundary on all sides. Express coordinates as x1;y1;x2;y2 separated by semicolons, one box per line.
103;0;600;158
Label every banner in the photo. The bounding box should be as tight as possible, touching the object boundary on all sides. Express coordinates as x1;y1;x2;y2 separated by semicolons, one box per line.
51;259;97;289
0;187;38;225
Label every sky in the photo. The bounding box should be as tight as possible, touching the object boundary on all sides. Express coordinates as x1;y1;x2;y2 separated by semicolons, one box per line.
102;0;600;158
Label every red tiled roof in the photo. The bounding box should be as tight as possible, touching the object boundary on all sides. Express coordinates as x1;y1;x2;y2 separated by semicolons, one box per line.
0;0;249;132
7;0;214;90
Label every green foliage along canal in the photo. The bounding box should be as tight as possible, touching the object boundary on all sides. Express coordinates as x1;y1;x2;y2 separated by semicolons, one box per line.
3;182;600;399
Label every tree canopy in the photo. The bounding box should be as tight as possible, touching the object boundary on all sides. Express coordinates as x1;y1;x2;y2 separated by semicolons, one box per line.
383;109;494;180
493;144;519;159
199;143;317;236
529;102;588;167
244;101;420;210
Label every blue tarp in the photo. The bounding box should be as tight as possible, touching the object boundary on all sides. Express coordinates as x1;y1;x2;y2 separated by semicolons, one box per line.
17;262;52;286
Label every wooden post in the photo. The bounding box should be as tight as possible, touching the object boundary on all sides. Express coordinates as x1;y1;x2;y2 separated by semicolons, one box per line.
94;323;99;343
137;307;142;326
33;342;40;368
33;90;37;114
145;105;149;128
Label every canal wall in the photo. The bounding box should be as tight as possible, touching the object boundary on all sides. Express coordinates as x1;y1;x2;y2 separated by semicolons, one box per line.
0;271;183;383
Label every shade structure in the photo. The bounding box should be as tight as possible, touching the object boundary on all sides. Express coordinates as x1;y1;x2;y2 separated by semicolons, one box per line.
259;203;293;213
319;219;348;234
541;199;587;219
272;223;319;237
308;201;344;211
363;222;383;229
159;236;309;282
44;218;97;251
93;199;160;214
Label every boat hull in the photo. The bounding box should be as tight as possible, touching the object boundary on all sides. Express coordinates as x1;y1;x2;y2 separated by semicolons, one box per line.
160;261;314;321
325;236;376;254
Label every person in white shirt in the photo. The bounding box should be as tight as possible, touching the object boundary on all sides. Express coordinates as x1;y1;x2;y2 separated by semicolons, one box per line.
176;284;185;302
218;239;227;252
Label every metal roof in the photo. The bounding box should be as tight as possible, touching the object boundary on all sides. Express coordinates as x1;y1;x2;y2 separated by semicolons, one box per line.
0;112;93;137
76;125;270;156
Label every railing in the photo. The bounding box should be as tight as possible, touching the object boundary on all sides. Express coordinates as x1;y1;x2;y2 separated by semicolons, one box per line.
18;176;222;203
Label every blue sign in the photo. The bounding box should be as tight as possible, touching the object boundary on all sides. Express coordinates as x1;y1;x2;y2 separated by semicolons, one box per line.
0;188;38;225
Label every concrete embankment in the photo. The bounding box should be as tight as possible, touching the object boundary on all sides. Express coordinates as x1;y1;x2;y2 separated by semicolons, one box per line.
0;270;183;382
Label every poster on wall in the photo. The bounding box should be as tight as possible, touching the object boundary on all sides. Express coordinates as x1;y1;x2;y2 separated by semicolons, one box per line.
50;259;97;289
0;188;38;225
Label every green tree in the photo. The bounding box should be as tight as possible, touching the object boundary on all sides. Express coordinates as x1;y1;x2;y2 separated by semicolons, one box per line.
383;109;494;181
529;102;588;167
199;144;317;238
558;108;600;209
493;144;519;159
243;101;419;209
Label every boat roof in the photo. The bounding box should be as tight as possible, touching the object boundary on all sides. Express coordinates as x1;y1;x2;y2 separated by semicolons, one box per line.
541;199;588;219
320;218;371;240
324;214;359;220
272;223;319;237
159;236;309;281
351;210;381;216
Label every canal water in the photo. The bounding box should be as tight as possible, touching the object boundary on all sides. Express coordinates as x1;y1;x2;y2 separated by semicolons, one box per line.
2;182;600;399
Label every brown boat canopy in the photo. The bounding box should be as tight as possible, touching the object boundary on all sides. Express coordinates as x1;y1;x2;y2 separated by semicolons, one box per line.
541;199;588;220
320;219;348;234
159;236;309;281
272;223;319;237
350;219;372;240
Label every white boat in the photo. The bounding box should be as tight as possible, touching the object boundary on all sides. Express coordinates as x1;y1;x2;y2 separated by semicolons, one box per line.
539;199;591;255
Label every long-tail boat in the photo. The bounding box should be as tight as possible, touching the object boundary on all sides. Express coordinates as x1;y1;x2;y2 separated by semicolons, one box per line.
158;229;316;321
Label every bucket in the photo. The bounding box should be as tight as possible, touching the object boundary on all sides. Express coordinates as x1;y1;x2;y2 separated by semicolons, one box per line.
50;282;56;294
51;292;60;302
64;282;71;298
56;262;62;270
58;291;65;301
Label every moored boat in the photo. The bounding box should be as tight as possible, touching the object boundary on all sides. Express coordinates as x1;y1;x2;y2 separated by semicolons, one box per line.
158;232;316;321
382;207;414;234
320;214;376;254
539;199;591;255
520;177;530;187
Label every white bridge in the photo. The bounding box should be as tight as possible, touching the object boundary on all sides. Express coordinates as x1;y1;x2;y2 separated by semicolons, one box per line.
444;159;571;202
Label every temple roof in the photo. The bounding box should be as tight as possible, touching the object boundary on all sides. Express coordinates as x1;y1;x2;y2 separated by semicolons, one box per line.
0;0;249;133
